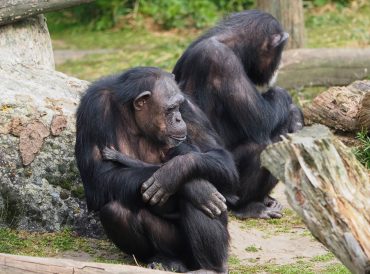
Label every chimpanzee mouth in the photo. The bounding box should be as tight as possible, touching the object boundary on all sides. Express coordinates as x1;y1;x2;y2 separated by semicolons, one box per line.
170;135;187;142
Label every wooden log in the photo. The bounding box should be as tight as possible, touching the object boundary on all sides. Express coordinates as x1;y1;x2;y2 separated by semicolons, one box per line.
0;0;94;26
256;0;305;49
278;48;370;89
0;15;54;69
0;253;167;274
303;80;370;132
260;124;370;274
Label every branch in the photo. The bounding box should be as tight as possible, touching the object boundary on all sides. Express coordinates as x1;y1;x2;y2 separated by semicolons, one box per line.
0;0;94;26
261;125;370;274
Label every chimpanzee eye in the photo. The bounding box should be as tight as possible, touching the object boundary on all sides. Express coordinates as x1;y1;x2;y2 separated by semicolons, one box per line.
166;106;177;113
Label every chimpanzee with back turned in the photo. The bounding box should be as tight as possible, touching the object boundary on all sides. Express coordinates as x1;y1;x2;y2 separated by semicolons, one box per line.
75;67;238;273
173;10;304;219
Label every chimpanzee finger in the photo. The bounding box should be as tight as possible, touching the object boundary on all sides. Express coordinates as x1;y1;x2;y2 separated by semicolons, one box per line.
208;202;222;216
149;189;165;206
201;205;215;219
268;211;283;219
158;194;170;207
212;195;227;212
142;182;160;203
214;192;226;203
141;177;155;193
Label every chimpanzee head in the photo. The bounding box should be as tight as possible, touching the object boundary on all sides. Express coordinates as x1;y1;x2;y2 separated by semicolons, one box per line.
217;10;289;86
132;70;187;148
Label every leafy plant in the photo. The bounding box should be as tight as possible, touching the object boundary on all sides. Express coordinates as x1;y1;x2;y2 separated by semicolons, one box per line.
353;129;370;169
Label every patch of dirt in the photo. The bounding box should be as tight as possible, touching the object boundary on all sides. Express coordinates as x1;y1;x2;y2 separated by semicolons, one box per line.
229;183;337;265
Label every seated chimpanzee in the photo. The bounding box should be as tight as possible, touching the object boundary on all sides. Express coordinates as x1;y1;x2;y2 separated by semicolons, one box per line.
173;10;304;219
75;67;238;273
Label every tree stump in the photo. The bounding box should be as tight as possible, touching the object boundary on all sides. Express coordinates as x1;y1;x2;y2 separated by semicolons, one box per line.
260;125;370;274
256;0;305;49
303;80;370;132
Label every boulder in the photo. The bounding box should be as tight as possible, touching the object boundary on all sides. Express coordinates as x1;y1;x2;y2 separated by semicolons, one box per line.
0;16;103;237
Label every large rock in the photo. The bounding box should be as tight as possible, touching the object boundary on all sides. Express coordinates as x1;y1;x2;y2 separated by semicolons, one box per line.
0;16;103;237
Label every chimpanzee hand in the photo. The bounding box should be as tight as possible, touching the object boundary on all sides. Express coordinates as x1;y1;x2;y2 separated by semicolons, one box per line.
181;179;227;218
288;104;304;133
263;86;292;110
141;162;181;206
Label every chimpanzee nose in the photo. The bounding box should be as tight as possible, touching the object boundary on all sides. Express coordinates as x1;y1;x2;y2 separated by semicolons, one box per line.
175;117;181;122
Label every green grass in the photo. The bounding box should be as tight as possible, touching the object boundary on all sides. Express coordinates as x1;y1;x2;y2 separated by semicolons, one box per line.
53;29;196;80
0;228;128;264
233;208;305;235
311;252;336;262
353;129;370;168
228;258;350;274
305;3;370;48
245;245;262;253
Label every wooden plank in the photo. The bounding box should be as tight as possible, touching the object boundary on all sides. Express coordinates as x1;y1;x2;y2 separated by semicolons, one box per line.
0;253;167;274
278;48;370;89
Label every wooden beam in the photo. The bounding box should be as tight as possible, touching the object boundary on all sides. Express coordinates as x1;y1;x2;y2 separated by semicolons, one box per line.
261;125;370;274
0;0;94;26
278;48;370;89
0;253;167;274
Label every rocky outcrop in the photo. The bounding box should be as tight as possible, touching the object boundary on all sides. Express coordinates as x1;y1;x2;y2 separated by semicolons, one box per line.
0;16;103;237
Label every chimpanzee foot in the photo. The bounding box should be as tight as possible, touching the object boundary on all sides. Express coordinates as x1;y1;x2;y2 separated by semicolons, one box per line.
147;255;189;273
187;269;226;274
232;201;283;219
263;195;283;210
101;147;118;161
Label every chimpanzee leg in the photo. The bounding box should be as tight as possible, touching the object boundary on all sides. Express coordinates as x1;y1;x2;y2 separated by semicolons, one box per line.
99;201;188;271
180;200;229;273
231;142;283;219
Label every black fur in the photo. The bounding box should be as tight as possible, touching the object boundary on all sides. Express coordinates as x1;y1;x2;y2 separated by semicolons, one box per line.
75;67;238;272
173;10;304;219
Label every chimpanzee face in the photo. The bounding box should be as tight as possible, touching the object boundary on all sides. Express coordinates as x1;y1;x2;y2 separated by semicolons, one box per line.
252;32;289;86
133;75;187;148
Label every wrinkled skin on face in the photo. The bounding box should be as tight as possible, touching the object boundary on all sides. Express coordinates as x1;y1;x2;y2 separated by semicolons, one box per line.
133;76;187;148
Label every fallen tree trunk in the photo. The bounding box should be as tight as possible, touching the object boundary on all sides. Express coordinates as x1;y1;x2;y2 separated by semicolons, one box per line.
0;253;166;274
260;125;370;274
278;49;370;89
303;80;370;132
0;0;93;26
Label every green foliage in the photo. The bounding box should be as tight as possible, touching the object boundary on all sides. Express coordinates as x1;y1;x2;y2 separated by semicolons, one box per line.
353;129;370;169
47;0;255;31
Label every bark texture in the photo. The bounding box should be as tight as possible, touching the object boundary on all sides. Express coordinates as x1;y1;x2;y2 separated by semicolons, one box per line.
0;0;93;26
261;125;370;274
304;80;370;132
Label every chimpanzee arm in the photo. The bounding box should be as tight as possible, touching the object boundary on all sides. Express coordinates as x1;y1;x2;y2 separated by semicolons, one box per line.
176;39;291;143
78;157;159;211
141;100;239;206
101;147;159;168
100;146;229;217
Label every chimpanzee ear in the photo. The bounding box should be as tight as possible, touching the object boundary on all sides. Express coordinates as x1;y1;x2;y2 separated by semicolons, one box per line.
134;91;152;111
271;32;289;48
